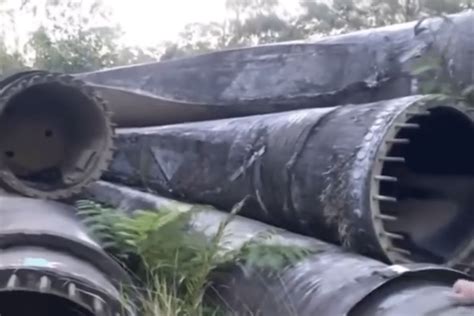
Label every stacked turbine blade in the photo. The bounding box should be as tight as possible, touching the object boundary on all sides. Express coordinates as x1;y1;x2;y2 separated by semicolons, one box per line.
77;11;473;128
103;94;474;274
84;181;474;315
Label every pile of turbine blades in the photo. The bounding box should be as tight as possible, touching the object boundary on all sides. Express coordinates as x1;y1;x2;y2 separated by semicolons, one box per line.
104;94;474;274
83;181;473;315
76;11;473;128
0;9;472;316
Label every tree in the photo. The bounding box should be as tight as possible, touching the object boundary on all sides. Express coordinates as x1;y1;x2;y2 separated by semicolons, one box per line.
297;0;368;35
25;0;158;73
0;0;27;76
0;0;158;74
1;0;470;68
297;0;473;36
161;0;300;61
0;39;25;77
29;25;121;73
162;0;472;61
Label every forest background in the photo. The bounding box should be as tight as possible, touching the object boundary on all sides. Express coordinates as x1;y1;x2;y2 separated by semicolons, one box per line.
0;0;471;76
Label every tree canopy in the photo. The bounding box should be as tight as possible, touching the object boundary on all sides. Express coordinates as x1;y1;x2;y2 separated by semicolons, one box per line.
0;0;471;74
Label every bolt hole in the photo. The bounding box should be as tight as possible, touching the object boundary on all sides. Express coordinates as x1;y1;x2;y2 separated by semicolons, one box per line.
5;151;14;158
45;129;53;138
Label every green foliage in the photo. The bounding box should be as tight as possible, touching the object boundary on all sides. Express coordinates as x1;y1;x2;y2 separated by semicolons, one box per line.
407;14;474;107
76;200;136;261
77;199;219;315
161;0;301;60
0;0;158;74
297;0;471;36
420;0;472;15
162;0;472;60
25;0;159;73
410;52;474;106
29;25;121;73
0;1;26;76
1;0;471;68
76;199;312;315
0;41;26;77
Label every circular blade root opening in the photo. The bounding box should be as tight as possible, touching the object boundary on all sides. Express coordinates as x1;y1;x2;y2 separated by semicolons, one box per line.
0;80;111;196
378;106;474;264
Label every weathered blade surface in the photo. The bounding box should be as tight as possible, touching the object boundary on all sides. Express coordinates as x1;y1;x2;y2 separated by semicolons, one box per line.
104;94;474;272
76;11;473;127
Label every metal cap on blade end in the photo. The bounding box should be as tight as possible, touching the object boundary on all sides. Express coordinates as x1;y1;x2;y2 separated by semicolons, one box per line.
365;96;474;273
105;94;474;273
0;71;115;199
0;196;135;294
0;247;135;316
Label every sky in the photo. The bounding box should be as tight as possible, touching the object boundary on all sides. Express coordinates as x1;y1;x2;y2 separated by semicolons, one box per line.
106;0;299;47
107;0;228;46
1;0;300;49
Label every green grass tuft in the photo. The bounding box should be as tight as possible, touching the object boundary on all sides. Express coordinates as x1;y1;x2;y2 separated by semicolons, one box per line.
76;199;312;315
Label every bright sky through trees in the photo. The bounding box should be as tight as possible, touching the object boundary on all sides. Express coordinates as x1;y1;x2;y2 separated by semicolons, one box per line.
107;0;299;46
3;0;299;47
1;0;470;74
108;0;227;45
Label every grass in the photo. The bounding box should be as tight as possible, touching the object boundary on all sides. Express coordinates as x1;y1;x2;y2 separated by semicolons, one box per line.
76;199;313;316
